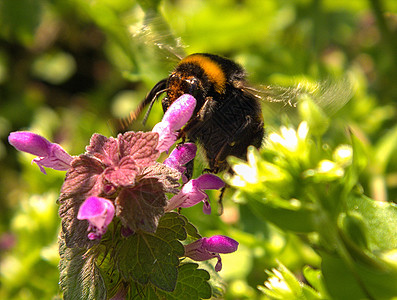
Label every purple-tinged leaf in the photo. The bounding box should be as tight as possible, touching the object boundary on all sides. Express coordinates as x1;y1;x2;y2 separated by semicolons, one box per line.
119;131;160;167
116;178;167;233
59;155;105;248
142;162;181;194
86;134;119;166
102;156;139;188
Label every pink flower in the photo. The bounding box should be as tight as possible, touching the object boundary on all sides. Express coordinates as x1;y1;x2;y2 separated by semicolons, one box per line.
163;143;197;182
8;131;73;174
152;94;196;152
165;174;225;214
184;235;239;272
77;196;115;240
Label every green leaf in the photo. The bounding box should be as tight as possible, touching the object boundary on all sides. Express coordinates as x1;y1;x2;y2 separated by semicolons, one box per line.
150;263;211;300
155;212;189;241
373;123;397;172
59;236;107;300
355;261;397;300
166;263;211;299
117;213;186;292
322;250;397;300
302;266;328;298
347;195;397;251
338;212;369;250
243;191;316;233
177;213;202;239
343;131;368;194
321;253;367;300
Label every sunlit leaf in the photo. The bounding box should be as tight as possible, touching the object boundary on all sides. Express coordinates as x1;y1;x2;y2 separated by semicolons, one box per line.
59;235;107;300
117;214;186;292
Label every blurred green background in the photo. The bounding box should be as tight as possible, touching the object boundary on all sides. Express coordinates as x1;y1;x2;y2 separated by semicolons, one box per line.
0;0;396;299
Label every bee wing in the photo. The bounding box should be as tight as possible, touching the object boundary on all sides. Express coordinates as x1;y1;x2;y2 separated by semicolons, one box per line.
245;76;354;116
129;13;186;68
110;12;189;134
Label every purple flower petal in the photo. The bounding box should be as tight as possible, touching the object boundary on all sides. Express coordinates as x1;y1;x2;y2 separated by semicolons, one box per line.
162;94;197;131
202;235;239;253
77;196;115;240
195;174;225;190
165;174;224;214
163;143;197;181
152;94;196;153
152;122;177;153
202;199;212;215
184;235;238;272
214;255;223;272
8;131;73;174
8;131;51;156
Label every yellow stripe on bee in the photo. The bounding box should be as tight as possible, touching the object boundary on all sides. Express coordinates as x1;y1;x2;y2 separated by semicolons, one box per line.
179;54;226;94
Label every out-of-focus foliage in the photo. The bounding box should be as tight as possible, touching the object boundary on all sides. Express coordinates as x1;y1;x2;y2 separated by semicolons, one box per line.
0;0;396;299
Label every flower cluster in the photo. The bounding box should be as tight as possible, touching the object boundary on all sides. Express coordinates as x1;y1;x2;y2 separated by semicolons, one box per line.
9;94;238;271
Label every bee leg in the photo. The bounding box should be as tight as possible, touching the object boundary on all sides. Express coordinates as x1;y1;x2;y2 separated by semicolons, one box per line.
217;185;227;215
177;129;187;142
197;96;216;121
181;96;216;133
184;159;194;182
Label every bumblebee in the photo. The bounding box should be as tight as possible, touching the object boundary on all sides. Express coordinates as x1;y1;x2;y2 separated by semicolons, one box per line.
119;53;265;174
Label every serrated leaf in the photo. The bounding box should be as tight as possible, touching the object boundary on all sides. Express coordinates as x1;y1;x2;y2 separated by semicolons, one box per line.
117;228;185;292
167;263;212;299
85;133;119;163
119;131;160;167
143;162;181;194
156;212;188;241
103;156;139;187
177;214;202;239
116;178;167;233
149;263;211;300
58;155;104;248
59;234;107;300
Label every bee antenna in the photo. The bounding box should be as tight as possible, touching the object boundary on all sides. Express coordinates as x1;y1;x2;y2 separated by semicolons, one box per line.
142;87;168;125
109;79;168;133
